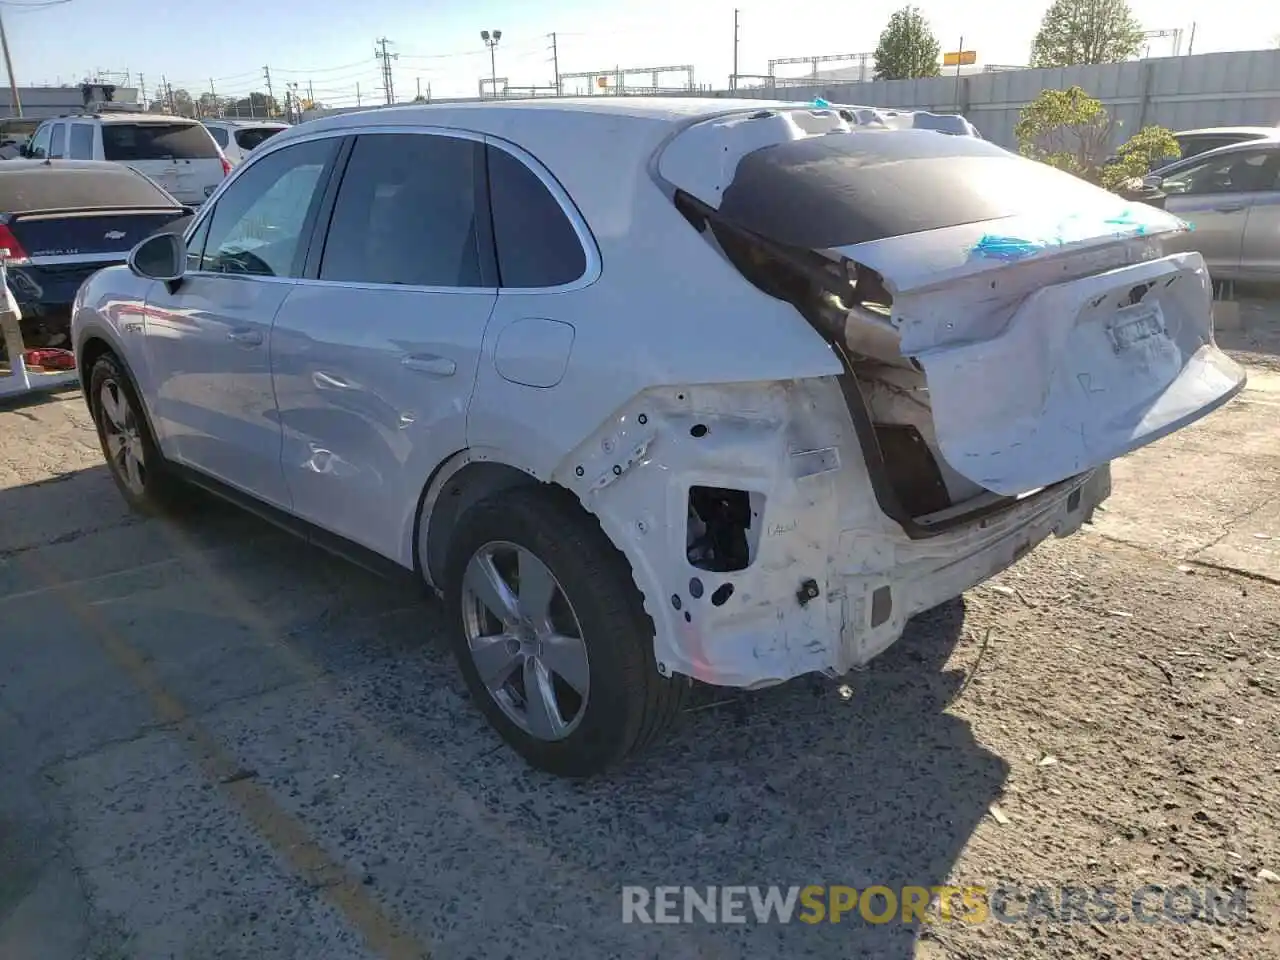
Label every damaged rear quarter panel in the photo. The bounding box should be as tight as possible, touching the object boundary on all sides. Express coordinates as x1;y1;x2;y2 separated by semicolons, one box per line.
547;377;889;688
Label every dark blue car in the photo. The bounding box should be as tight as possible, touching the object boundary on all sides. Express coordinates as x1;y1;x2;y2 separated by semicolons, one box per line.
0;159;191;348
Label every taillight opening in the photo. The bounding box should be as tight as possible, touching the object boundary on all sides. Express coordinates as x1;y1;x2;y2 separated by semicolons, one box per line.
0;223;30;264
219;152;232;177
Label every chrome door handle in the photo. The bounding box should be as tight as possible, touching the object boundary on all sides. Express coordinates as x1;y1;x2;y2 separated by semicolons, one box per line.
1214;203;1246;213
227;328;263;345
401;354;456;377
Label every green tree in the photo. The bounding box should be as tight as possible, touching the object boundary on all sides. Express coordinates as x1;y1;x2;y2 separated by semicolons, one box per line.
873;6;942;80
1100;124;1180;190
1031;0;1145;68
1015;85;1178;190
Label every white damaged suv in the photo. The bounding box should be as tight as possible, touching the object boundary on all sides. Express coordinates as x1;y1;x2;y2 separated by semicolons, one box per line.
71;99;1245;776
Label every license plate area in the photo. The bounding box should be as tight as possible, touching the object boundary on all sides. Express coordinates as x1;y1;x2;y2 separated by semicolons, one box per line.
1107;304;1165;353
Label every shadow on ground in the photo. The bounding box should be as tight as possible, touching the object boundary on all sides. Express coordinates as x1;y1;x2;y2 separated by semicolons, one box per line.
0;465;1007;959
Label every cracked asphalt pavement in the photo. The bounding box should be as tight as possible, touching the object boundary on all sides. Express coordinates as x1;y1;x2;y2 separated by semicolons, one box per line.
1;336;1278;959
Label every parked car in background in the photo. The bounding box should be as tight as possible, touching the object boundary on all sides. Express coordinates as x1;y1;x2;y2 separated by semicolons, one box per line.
1104;125;1279;171
1170;126;1280;163
0;159;190;349
72;99;1244;776
203;119;290;166
24;112;230;206
1148;138;1280;282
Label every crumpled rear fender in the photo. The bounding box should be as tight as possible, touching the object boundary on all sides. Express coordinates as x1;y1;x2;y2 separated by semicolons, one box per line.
551;376;886;688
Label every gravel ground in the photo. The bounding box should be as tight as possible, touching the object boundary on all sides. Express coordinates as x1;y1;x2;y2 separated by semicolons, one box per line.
0;340;1277;959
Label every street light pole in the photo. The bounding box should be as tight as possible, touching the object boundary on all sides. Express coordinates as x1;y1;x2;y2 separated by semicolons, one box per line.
480;29;502;98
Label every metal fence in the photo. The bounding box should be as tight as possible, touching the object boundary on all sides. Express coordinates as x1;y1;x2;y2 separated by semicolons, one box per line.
302;49;1280;152
692;50;1280;151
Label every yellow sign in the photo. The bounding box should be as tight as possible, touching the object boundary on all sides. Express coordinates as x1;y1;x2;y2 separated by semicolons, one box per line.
943;50;977;67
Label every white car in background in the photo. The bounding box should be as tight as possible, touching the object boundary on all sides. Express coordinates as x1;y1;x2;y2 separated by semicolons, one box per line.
203;119;290;166
25;112;230;206
71;99;1245;777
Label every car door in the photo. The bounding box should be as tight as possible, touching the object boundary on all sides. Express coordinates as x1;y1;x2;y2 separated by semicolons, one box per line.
143;135;341;506
1161;149;1271;280
269;129;497;559
1236;149;1280;281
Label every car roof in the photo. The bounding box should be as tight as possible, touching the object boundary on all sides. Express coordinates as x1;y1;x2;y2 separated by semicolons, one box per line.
205;119;290;128
267;97;977;245
1174;126;1280;138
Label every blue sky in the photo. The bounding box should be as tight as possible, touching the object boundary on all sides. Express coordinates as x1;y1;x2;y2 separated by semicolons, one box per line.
6;0;1276;106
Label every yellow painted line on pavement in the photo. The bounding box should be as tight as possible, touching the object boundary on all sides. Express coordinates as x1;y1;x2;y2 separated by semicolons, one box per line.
17;549;434;960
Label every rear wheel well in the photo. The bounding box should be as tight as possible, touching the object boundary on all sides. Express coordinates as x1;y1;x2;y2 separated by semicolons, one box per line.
419;460;542;587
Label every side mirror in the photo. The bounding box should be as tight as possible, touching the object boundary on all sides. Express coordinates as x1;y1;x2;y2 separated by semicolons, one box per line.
128;232;186;282
1142;175;1163;190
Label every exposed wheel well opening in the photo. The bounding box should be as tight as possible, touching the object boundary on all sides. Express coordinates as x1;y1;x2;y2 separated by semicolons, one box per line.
420;460;541;587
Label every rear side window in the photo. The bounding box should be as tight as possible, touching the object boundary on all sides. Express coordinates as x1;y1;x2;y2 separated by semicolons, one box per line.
235;127;283;151
320;132;484;288
69;124;95;159
102;123;219;161
487;144;586;287
206;125;230;149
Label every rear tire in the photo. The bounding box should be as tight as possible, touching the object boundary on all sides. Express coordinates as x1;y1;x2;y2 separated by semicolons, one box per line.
87;353;188;514
442;486;688;777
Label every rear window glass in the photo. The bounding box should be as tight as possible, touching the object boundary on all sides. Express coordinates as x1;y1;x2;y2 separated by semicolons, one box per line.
235;127;284;151
0;167;178;212
712;130;1117;249
102;123;219;161
206;125;229;148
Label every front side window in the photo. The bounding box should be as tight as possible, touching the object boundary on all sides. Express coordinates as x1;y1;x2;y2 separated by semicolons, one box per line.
48;123;67;159
487;144;586;288
319;132;484;287
27;124;52;159
69;124;95;159
1163;149;1279;196
198;137;338;277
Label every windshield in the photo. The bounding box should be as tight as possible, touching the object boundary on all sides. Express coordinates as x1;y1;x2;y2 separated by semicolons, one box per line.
234;127;285;151
102;122;219;161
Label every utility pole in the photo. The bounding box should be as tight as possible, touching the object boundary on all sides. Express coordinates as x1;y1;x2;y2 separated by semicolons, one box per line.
356;82;361;107
139;73;146;106
262;65;274;117
953;35;964;111
162;75;175;114
374;38;398;105
731;9;739;92
549;32;560;96
208;77;216;117
1187;22;1197;56
415;76;421;99
0;10;22;117
308;79;314;104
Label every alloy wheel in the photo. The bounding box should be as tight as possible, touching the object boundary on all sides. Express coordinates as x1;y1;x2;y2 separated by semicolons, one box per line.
460;540;591;741
99;378;146;496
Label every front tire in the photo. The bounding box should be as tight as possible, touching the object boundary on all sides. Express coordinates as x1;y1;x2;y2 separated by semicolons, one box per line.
87;353;185;514
443;486;688;777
